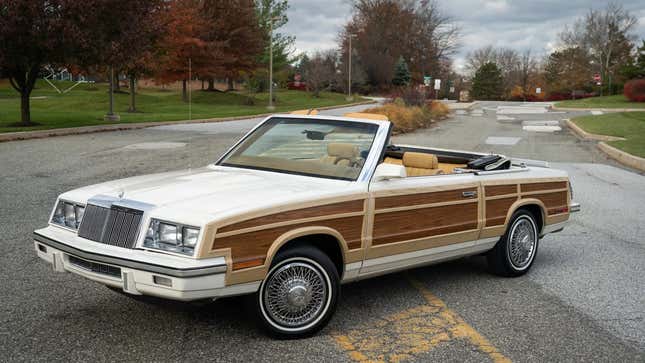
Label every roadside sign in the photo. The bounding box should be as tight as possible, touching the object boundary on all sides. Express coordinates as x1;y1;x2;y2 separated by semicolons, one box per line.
593;74;601;82
449;86;455;93
424;76;432;86
434;79;441;90
536;87;541;94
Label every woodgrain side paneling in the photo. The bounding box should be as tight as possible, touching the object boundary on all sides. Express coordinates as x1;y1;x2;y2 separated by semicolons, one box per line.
218;199;364;233
214;216;364;270
531;191;568;215
375;187;476;210
372;203;478;245
485;184;517;197
485;197;517;226
521;181;567;193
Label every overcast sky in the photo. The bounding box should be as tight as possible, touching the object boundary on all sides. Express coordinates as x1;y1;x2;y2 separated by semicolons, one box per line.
283;0;645;73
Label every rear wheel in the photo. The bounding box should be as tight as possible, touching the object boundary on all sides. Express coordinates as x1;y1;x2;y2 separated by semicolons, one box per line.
255;245;339;338
487;209;539;277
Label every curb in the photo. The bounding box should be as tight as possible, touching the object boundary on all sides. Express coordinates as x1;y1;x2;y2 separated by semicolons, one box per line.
598;142;645;172
553;106;645;112
0;100;377;143
564;119;625;142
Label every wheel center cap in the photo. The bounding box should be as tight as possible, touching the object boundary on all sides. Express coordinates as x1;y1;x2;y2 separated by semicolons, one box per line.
287;285;309;308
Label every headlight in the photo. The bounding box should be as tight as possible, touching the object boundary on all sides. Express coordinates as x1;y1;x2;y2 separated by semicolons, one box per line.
51;200;85;230
144;219;200;256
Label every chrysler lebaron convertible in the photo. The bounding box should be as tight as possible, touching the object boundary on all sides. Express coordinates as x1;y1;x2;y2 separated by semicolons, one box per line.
34;112;580;337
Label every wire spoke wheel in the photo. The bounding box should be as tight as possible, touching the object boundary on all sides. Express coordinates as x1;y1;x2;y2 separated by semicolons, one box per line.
507;217;537;269
263;261;329;329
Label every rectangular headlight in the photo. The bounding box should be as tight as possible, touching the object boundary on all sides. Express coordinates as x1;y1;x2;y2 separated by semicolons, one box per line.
51;200;85;230
144;219;200;256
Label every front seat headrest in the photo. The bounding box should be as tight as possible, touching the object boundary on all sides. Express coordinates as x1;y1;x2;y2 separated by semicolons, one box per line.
403;152;438;169
327;143;359;159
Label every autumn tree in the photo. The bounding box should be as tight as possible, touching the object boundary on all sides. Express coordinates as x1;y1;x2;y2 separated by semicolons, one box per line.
471;62;503;100
341;0;458;89
156;0;209;102
543;47;590;96
0;0;97;125
199;0;263;91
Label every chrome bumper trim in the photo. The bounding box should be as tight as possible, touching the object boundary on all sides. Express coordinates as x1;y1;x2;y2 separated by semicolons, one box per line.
570;202;581;213
33;232;226;278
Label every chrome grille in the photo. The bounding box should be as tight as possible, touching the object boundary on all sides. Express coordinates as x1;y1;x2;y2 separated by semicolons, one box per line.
78;204;143;248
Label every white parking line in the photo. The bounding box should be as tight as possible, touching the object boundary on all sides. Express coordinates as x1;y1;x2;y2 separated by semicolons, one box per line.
485;136;521;145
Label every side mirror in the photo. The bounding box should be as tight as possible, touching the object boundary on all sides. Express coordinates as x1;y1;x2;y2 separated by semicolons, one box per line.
373;163;406;181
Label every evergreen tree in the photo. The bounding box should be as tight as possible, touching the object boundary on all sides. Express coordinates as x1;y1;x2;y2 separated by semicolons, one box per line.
392;56;411;86
621;40;645;79
471;62;503;100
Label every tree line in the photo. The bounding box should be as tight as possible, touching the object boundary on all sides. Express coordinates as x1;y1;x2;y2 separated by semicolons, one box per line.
468;3;644;101
0;0;293;125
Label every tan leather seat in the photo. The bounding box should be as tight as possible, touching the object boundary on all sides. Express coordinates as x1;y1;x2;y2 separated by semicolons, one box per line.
320;143;359;167
402;152;443;176
383;157;403;165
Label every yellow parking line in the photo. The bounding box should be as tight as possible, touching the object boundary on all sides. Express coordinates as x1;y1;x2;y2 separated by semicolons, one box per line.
407;277;511;363
332;275;511;363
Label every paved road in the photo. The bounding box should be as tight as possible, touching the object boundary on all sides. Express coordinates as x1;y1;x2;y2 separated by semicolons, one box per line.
0;102;643;362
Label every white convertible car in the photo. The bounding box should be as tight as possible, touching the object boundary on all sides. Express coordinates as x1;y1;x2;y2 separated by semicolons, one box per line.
34;112;579;337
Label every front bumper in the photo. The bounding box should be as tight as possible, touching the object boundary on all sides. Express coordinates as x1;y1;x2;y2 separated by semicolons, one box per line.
34;227;259;301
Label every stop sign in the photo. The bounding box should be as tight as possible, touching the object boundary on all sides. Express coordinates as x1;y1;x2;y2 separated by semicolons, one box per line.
593;74;601;82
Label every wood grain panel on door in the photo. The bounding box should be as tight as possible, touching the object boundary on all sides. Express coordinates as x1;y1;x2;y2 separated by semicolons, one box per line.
372;188;479;246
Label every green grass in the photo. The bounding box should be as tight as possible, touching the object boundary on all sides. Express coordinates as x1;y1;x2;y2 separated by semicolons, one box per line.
572;112;645;158
0;80;361;133
556;94;645;109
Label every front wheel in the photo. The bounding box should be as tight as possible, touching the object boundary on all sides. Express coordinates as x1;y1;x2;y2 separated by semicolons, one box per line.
255;245;339;338
487;209;539;277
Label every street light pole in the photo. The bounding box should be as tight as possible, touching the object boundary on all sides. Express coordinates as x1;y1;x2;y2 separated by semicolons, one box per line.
347;35;352;101
268;17;276;110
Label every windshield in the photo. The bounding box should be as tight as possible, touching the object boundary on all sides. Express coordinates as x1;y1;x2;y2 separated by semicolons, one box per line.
219;118;380;180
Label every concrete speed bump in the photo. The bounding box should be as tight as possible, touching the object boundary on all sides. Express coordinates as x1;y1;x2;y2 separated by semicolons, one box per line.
523;125;562;132
497;106;549;114
521;120;560;127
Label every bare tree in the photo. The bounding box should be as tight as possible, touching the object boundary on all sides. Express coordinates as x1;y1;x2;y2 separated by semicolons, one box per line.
560;2;637;93
302;50;337;97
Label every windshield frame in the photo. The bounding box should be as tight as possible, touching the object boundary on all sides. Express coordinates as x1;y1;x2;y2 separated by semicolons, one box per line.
215;115;391;182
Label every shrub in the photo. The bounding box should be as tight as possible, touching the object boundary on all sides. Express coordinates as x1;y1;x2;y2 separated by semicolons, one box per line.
363;101;449;134
363;104;426;133
391;86;427;107
427;100;450;120
624;79;645;102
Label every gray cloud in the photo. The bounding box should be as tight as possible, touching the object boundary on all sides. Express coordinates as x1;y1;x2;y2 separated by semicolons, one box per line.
282;0;645;71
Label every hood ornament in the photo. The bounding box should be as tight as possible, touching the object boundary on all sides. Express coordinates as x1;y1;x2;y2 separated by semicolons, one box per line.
117;189;125;199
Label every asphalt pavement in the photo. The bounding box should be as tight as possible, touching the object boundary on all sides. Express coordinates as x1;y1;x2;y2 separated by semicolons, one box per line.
0;101;643;362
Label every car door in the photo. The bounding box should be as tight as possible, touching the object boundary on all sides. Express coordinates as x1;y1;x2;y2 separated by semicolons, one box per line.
359;171;485;277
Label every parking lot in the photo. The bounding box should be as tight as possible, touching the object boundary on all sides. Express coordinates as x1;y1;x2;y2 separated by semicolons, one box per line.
1;102;643;362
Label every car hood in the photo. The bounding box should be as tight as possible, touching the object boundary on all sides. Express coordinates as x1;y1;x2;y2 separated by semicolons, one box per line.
60;165;362;225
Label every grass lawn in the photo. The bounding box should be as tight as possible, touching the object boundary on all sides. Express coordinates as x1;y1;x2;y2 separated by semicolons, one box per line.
571;112;645;158
556;95;645;109
0;80;362;133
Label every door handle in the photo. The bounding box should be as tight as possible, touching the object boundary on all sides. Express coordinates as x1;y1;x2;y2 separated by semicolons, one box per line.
462;191;477;198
